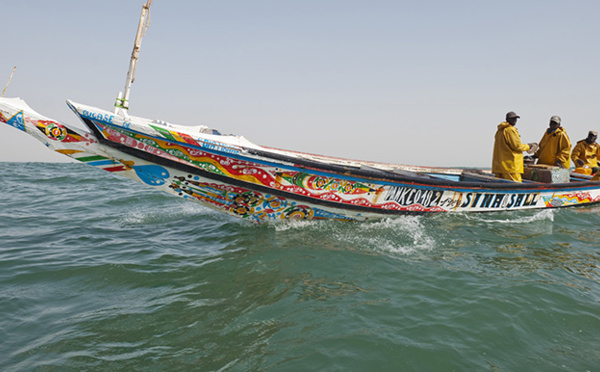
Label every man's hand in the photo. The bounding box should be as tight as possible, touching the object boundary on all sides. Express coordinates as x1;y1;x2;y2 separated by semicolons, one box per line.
526;143;539;154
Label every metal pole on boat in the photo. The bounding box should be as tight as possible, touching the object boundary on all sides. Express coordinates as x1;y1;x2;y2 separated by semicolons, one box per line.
114;0;153;115
1;66;16;97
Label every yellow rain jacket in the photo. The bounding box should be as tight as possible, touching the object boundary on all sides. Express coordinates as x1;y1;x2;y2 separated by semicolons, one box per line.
572;140;600;168
492;122;530;174
534;127;571;168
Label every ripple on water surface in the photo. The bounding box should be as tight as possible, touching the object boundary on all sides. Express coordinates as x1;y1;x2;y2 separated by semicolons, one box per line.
1;163;599;371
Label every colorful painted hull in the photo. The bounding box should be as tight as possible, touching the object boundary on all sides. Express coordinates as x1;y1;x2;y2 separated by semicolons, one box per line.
2;96;600;222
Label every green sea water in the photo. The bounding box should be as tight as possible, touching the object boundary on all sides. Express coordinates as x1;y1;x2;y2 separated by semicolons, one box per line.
1;162;599;371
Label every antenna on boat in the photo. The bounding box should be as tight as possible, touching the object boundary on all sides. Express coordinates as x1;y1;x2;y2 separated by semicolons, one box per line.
114;0;153;116
2;66;17;97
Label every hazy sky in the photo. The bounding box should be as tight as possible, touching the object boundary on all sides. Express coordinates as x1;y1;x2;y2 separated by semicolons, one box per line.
1;0;599;167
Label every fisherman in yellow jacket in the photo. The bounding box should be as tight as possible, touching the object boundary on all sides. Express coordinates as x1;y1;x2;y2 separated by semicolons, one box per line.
534;115;571;168
492;111;538;182
572;131;600;173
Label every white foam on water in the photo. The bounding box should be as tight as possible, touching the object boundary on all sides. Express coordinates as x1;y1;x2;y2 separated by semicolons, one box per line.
465;208;555;224
273;216;436;255
357;216;436;255
119;201;223;225
273;219;320;232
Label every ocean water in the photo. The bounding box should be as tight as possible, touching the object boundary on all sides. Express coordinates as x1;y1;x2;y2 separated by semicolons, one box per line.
1;162;599;371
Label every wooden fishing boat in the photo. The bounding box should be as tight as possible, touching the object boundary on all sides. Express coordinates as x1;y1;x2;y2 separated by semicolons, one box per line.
3;96;600;221
2;1;600;222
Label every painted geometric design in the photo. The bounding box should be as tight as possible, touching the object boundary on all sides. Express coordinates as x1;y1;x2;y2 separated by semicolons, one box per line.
43;122;67;141
169;174;357;222
36;120;89;143
94;122;387;209
6;111;25;131
542;191;600;207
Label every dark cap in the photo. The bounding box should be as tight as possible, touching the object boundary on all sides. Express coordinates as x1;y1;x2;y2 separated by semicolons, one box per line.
506;111;520;120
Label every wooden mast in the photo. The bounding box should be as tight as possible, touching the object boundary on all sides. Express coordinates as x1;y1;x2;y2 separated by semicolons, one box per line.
114;0;153;115
2;66;17;97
